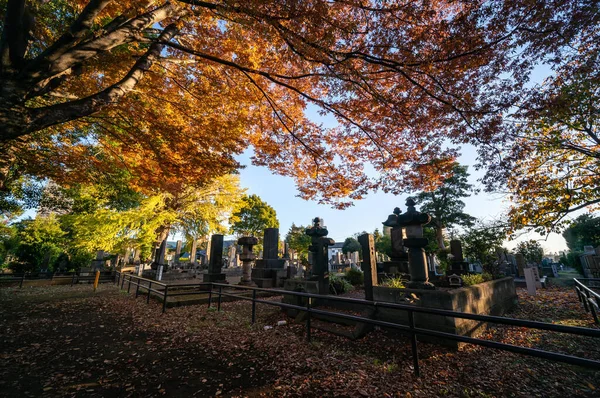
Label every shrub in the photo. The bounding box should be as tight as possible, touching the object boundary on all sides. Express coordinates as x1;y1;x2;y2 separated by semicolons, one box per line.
462;273;486;286
482;272;493;282
329;274;354;295
344;268;364;286
381;276;406;289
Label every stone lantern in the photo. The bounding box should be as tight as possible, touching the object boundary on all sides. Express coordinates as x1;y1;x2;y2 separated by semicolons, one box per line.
396;198;435;289
305;217;335;294
238;236;258;286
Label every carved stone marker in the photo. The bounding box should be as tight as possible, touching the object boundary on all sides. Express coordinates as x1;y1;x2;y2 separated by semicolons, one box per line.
358;233;378;301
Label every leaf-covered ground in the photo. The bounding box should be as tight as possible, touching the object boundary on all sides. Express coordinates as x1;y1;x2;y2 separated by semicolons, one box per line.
0;283;599;397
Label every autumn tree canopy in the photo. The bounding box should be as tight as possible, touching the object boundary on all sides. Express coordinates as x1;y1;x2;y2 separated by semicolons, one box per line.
1;0;589;209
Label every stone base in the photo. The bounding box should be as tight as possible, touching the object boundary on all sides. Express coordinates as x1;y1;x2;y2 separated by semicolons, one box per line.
251;268;288;288
238;279;256;287
372;277;517;348
381;261;409;275
255;259;286;269
446;261;470;276
253;278;274;288
203;273;227;283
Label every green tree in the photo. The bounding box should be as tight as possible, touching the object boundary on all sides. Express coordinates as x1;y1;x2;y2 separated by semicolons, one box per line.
562;214;600;252
415;163;476;249
515;240;544;265
285;223;311;266
373;228;392;258
342;237;361;255
461;221;507;276
230;194;279;237
12;215;66;272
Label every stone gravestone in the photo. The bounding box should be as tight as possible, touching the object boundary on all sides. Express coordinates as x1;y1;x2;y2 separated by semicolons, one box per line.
515;253;526;277
251;228;286;288
238;236;258;286
523;267;537;296
203;235;227;283
358;234;378;301
448;240;469;275
381;207;409;275
551;263;559;278
306;217;335;295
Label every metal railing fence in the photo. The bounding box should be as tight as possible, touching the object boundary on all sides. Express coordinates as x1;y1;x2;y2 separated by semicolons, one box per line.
115;272;600;376
574;278;600;324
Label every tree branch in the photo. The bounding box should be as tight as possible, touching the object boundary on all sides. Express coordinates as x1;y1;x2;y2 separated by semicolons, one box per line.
24;24;180;136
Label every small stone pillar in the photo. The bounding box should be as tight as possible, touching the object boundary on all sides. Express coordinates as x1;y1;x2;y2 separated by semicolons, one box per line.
358;233;378;301
305;217;335;294
203;234;227;283
238;236;257;286
397;198;435;290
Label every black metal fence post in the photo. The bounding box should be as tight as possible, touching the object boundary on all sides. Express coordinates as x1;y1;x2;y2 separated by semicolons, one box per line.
135;278;140;298
408;310;420;377
582;289;590;312
162;285;168;313
19;274;25;288
121;274;126;289
251;289;257;324
127;276;132;293
208;285;213;308
147;281;152;304
217;285;222;312
306;298;311;342
71;273;76;287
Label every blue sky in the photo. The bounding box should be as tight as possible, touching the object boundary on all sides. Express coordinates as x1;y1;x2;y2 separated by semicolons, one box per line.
235;145;569;254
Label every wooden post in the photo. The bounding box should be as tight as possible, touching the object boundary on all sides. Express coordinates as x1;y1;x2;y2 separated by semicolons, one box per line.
93;270;100;292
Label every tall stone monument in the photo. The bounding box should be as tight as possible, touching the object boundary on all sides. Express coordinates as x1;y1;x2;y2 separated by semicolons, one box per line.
203;234;227;283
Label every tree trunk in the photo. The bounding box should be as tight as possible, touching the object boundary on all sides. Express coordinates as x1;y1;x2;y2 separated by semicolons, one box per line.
154;224;171;261
436;226;446;250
